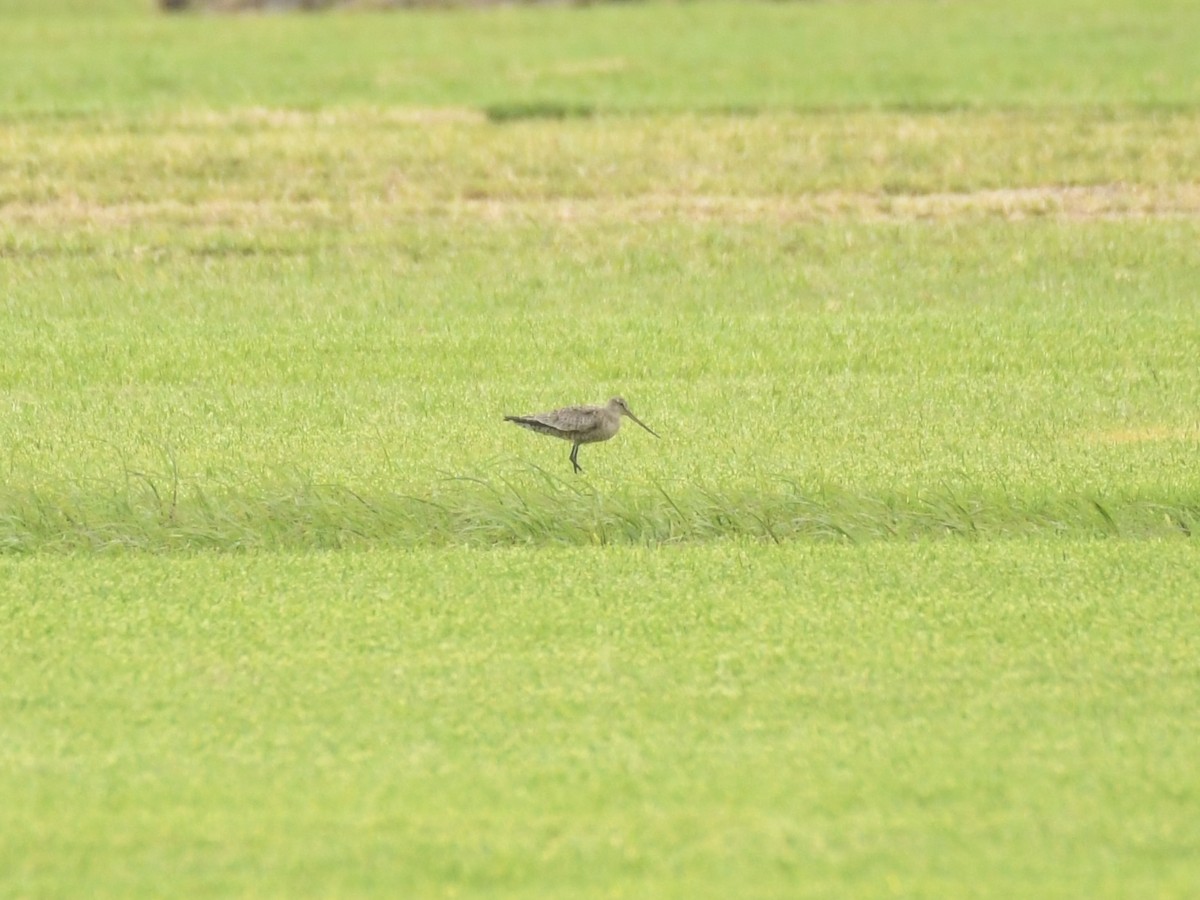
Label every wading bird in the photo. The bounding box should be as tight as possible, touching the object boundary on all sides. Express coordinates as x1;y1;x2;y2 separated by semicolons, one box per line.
505;396;659;473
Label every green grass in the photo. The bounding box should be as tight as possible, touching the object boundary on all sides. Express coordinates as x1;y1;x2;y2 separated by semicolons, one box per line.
4;542;1200;897
2;0;1200;895
4;210;1199;550
1;0;1199;116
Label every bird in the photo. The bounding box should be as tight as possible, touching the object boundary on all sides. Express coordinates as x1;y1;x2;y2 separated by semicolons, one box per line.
504;396;660;473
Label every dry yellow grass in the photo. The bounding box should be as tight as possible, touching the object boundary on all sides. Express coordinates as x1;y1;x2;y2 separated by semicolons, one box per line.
5;184;1199;230
4;109;1199;233
1085;425;1199;445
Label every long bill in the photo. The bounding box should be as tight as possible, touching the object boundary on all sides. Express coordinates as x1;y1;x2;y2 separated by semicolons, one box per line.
627;411;660;438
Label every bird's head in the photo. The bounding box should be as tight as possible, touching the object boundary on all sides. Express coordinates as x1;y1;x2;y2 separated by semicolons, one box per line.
610;397;660;438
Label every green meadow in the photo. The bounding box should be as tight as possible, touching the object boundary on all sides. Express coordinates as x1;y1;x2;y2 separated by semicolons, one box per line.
2;0;1199;895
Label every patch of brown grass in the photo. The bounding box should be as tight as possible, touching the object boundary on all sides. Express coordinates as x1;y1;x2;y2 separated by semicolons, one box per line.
1084;425;1198;445
3;109;1199;229
4;184;1199;230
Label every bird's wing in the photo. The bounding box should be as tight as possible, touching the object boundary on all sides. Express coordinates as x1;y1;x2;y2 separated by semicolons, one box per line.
539;405;600;433
505;405;598;437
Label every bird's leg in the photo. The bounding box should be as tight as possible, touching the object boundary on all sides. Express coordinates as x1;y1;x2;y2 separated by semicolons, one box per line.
570;443;583;474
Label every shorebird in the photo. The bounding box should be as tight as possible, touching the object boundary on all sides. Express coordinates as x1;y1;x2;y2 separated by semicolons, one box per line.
505;396;659;473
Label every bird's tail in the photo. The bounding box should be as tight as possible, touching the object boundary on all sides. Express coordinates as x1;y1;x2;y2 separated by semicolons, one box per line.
504;415;568;438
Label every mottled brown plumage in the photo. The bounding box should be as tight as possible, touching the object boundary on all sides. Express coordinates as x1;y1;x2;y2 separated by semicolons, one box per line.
505;396;659;473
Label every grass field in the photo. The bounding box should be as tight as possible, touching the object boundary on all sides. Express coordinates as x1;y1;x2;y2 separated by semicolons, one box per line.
4;543;1199;896
2;0;1199;896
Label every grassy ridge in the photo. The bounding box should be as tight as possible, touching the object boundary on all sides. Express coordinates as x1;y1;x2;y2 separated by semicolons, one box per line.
3;478;1199;553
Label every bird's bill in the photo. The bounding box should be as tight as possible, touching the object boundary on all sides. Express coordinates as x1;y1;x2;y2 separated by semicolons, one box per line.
626;411;660;438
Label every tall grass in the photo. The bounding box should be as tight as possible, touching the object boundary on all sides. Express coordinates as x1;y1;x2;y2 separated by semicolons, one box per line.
3;468;1196;552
